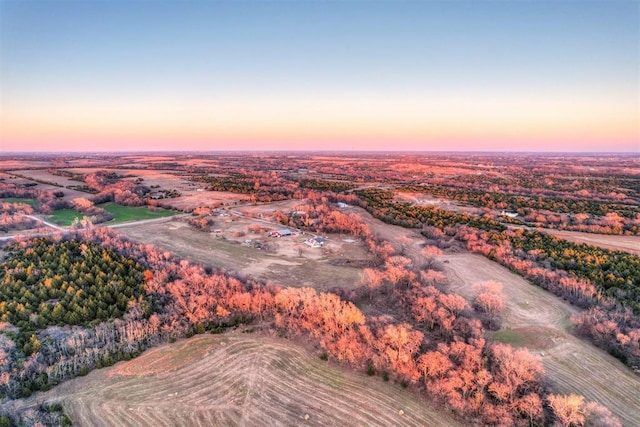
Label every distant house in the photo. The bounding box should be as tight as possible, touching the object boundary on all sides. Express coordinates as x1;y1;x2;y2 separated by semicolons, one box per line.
270;229;293;238
500;211;518;218
337;202;349;209
304;236;324;248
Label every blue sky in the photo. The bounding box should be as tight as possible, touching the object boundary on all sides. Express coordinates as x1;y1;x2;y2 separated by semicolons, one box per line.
1;0;638;152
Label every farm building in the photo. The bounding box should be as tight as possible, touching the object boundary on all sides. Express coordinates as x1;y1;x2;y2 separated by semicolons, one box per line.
337;202;349;209
304;236;325;248
500;211;518;218
270;229;293;238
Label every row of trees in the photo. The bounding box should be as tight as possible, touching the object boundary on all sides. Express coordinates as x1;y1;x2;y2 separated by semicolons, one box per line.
355;188;505;231
347;186;640;374
397;184;639;235
400;184;637;219
457;226;640;369
458;227;640;314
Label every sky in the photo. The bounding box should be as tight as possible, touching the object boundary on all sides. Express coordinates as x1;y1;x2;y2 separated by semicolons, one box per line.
0;0;638;153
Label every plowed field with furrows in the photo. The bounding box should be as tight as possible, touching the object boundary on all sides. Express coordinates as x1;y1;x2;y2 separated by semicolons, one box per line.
27;333;460;427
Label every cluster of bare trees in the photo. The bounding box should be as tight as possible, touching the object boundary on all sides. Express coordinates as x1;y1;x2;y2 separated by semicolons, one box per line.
0;202;37;232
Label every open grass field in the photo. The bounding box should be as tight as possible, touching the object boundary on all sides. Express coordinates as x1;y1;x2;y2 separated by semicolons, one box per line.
100;203;176;223
19;333;460;427
49;209;84;226
1;197;38;207
439;253;640;426
47;204;176;226
539;228;640;256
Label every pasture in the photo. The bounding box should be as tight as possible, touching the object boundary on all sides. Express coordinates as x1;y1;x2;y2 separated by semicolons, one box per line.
100;203;175;223
1;197;38;207
49;209;84;226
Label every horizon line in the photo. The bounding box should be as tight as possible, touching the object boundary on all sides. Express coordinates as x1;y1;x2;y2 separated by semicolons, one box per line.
1;149;639;156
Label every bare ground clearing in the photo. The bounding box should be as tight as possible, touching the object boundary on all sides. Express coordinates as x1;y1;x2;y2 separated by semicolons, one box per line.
394;191;456;209
11;169;85;188
118;218;368;291
161;190;250;211
440;253;640;426
0;172;90;200
540;228;640;256
17;333;460;427
63;168;254;211
235;199;309;216
0;160;53;170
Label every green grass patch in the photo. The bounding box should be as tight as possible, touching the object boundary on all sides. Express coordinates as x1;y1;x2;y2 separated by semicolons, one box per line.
99;203;175;223
487;329;527;347
49;209;84;226
2;197;38;208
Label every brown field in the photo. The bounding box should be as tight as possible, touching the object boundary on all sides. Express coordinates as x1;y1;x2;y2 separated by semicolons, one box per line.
21;332;460;427
0;160;53;170
63;168;252;211
166;191;250;212
540;228;640;256
11;169;86;188
394;191;455;209
235;199;308;216
117;216;370;291
0;171;91;201
439;253;640;427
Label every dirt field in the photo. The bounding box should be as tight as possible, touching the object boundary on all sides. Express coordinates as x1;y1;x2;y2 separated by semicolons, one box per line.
164;191;249;212
63;168;251;211
439;253;640;426
1;171;90;201
117;217;369;291
11;169;84;188
540;228;640;256
394;191;456;209
0;160;53;170
21;332;460;427
236;199;314;217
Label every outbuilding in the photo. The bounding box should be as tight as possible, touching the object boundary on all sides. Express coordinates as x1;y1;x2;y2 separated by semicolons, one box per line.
304;236;325;248
270;229;293;238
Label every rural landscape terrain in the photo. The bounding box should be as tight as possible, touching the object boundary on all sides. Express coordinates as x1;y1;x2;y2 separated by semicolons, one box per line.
0;152;638;426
